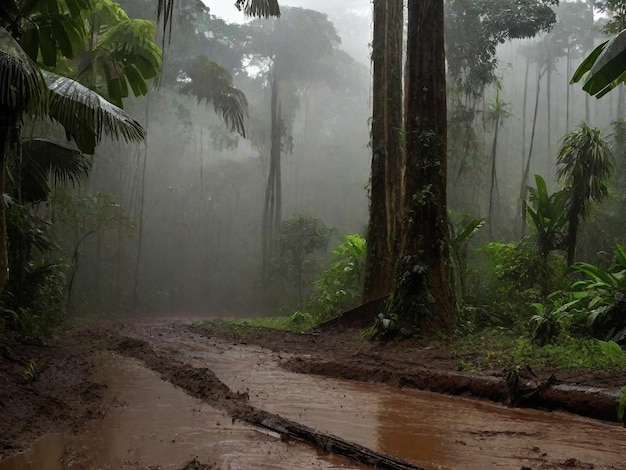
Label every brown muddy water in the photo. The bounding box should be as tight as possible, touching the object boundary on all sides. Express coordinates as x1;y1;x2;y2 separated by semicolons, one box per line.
0;353;362;470
157;330;626;470
2;323;626;470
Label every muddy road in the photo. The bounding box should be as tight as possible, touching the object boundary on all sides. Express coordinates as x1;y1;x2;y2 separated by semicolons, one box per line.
1;318;625;470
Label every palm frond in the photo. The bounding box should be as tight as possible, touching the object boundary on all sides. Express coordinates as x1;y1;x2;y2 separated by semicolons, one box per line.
22;138;91;187
0;26;47;117
213;87;248;138
45;72;145;154
180;56;248;137
235;0;280;18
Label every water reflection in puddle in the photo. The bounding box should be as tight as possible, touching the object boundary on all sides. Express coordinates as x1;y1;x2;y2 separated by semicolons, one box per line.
168;334;626;470
0;353;362;470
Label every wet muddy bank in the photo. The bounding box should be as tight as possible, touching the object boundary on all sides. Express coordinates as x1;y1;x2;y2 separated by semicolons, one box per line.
192;323;625;424
283;357;622;423
0;338;105;458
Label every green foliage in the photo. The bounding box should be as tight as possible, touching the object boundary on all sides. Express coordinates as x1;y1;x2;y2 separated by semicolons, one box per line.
504;337;626;371
23;360;37;381
449;215;484;299
269;214;331;311
469;240;568;325
529;302;561;346
305;234;366;322
571;26;626;98
568;244;626;343
526;175;568;257
445;0;557;98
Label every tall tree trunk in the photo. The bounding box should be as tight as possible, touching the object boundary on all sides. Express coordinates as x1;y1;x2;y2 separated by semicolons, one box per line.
566;197;582;266
518;68;544;237
566;43;571;133
488;114;501;237
386;0;455;332
546;65;552;158
262;76;282;271
131;99;149;313
0;123;9;296
522;53;529;177
364;0;404;302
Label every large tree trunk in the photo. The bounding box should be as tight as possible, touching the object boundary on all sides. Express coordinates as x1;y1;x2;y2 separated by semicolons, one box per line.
363;0;404;302
386;0;455;333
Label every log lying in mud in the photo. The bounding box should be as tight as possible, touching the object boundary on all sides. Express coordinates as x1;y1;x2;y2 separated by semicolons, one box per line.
113;335;423;470
242;410;425;470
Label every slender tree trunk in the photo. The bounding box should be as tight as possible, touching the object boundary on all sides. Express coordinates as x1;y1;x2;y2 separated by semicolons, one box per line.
131;99;149;313
364;0;404;302
488;114;501;237
566;198;581;266
262;76;281;271
546;65;552;158
386;0;455;332
566;44;571;133
522;53;529;177
518;68;544;237
0;123;9;296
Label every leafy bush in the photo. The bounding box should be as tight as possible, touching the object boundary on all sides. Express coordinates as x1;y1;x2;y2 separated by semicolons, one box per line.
268;214;332;311
567;244;626;343
305;234;366;322
467;240;568;326
505;337;626;371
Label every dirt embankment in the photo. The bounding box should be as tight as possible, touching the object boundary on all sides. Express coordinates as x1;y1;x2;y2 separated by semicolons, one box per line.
189;322;626;423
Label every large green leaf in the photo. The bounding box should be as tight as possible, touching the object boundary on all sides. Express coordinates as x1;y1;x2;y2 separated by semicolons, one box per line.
0;27;47;117
45;72;145;154
572;28;626;98
17;138;91;203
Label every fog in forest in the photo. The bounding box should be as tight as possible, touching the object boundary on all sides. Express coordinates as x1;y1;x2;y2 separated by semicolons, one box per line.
53;0;625;318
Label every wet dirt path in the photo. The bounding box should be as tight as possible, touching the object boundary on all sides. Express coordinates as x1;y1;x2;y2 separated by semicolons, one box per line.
2;319;625;470
0;351;363;470
129;320;626;470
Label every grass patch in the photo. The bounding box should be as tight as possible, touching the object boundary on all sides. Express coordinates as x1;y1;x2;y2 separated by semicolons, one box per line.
451;327;626;373
197;312;317;338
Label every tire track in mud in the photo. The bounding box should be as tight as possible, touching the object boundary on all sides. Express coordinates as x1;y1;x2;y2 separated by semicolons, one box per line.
108;335;425;470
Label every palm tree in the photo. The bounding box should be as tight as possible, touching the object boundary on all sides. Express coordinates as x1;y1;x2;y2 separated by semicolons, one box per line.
156;0;280;42
0;17;145;294
557;123;614;265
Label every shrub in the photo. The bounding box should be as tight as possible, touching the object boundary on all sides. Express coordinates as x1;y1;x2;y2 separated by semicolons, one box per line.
467;240;568;327
305;234;366;322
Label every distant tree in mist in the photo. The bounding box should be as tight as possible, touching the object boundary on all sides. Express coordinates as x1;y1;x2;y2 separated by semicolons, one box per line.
445;0;558;213
272;214;330;312
242;7;341;271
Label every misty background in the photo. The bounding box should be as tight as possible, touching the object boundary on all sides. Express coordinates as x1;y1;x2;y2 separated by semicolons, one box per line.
61;0;622;317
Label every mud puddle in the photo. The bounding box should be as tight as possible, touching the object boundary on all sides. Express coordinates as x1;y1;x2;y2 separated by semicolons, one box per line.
152;329;626;470
0;352;362;470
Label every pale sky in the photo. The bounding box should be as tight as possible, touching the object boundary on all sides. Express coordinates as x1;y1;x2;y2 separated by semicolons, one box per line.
200;1;372;63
